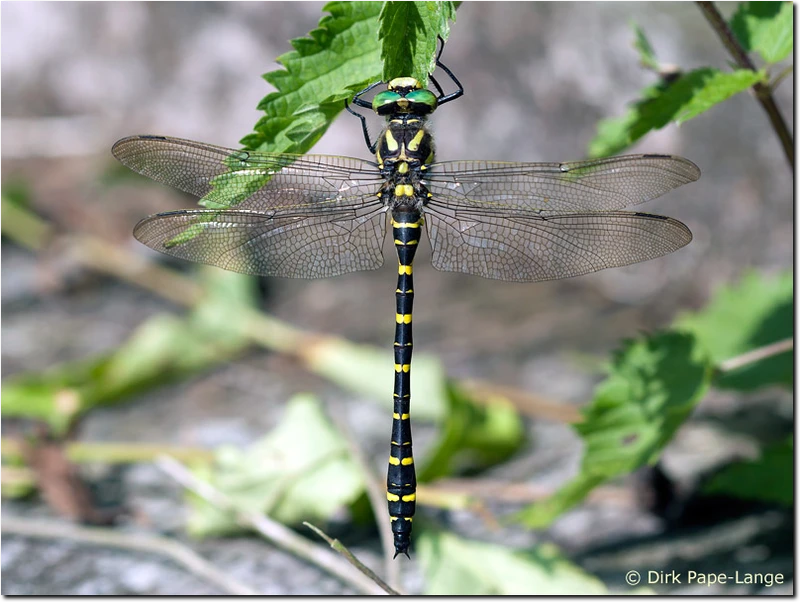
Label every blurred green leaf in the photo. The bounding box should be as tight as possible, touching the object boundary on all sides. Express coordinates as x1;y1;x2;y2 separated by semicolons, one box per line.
1;272;256;433
1;178;33;210
674;270;793;390
632;22;659;71
517;332;712;527
418;531;612;595
589;68;765;158
186;394;364;536
671;69;766;123
304;337;448;422
239;1;382;156
730;1;793;64
379;1;456;83
703;436;793;506
419;382;525;481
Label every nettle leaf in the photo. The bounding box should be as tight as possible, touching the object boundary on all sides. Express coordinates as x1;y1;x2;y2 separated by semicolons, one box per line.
517;332;712;528
730;1;793;64
418;532;611;595
379;1;457;83
703;437;793;507
674;270;793;391
241;1;383;155
589;68;765;158
186;394;364;537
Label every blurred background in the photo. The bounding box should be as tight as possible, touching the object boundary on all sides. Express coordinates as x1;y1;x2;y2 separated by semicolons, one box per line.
2;2;793;595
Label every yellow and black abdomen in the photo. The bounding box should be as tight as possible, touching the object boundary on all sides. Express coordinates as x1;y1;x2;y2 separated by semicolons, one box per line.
387;207;422;557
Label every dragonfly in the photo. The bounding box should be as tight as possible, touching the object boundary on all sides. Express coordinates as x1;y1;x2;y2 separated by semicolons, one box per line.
112;56;700;558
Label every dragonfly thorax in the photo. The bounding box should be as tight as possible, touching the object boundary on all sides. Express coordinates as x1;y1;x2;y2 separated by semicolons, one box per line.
376;117;435;170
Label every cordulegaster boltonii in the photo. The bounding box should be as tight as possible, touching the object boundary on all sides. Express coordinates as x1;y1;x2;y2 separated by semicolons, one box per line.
112;55;700;558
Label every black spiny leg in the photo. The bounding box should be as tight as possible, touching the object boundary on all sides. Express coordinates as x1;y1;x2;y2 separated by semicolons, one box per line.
434;37;464;105
345;80;384;153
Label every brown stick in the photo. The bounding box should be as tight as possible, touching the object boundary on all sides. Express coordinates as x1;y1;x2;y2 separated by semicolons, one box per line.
696;1;793;168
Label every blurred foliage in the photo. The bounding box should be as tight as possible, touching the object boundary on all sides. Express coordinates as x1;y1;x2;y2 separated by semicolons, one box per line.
3;1;794;594
1;178;33;210
632;22;659;71
305;338;448;422
517;332;712;527
590;68;765;157
2;270;256;434
703;436;793;507
589;3;792;157
730;1;793;64
186;394;365;536
675;270;793;391
417;531;615;595
419;383;524;482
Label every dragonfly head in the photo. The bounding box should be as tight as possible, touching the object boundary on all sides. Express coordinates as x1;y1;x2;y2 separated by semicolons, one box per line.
373;77;438;117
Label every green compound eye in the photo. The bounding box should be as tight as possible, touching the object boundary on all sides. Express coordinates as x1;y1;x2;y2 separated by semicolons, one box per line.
406;89;438;111
373;91;402;113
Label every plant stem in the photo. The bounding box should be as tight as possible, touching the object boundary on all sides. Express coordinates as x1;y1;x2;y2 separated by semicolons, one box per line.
717;338;793;373
304;523;400;596
2;516;259;595
327;403;400;589
156;455;389;596
696;1;794;169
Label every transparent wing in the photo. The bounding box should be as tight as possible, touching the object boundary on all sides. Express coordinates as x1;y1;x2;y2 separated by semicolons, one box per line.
133;206;388;279
423;154;700;212
112;135;384;211
424;205;692;282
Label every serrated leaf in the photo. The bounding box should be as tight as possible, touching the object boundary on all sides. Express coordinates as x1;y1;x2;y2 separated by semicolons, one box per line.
418;531;611;595
378;1;457;83
632;22;659;71
517;332;712;527
730;1;793;64
671;69;766;124
674;270;793;391
186;394;364;537
588;68;765;158
242;1;383;155
703;437;793;506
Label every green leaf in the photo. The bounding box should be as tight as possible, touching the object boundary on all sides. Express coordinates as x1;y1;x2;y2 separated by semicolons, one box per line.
378;1;457;83
632;22;659;71
186;394;364;537
304;337;448;422
418;531;612;595
730;1;793;64
418;382;525;482
703;437;793;506
674;270;793;391
241;1;383;155
670;68;766;123
517;332;712;527
1;271;256;433
589;68;765;158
